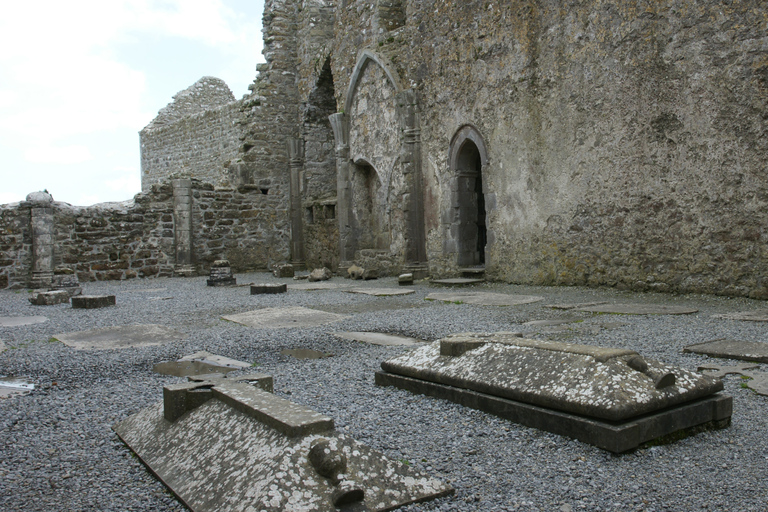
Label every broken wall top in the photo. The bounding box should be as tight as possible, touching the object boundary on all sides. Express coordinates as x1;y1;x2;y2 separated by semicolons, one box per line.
143;76;236;131
381;332;723;422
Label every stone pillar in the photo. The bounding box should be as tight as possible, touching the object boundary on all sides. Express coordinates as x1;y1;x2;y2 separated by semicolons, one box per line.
173;179;195;277
396;89;428;278
27;191;55;289
288;138;306;270
330;113;354;273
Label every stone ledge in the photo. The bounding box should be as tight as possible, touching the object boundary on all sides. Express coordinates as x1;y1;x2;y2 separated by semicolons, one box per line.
375;371;732;453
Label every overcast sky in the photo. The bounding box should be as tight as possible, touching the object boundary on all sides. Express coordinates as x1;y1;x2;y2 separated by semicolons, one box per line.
0;0;265;206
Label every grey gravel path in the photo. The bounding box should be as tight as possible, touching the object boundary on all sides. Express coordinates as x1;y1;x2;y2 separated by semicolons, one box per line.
1;274;767;511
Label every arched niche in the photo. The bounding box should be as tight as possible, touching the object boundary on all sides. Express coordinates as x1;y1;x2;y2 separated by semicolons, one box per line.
350;159;389;251
449;125;490;268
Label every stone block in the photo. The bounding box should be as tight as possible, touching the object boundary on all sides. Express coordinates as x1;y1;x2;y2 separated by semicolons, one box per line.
28;290;70;306
71;295;116;309
398;273;414;285
308;267;333;282
250;283;287;294
347;264;364;280
362;268;379;280
272;263;294;278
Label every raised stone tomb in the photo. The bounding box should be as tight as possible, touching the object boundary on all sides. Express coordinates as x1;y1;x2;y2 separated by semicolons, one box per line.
376;332;731;452
250;283;287;294
71;295;116;309
114;374;452;511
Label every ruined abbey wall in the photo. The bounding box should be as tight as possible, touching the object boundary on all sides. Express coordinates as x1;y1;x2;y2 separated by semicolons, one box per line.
329;0;768;297
4;0;767;299
0;182;289;288
140;77;246;191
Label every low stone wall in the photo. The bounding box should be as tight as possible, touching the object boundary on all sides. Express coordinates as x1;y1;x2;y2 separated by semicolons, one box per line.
0;182;290;289
192;183;290;271
0;204;31;289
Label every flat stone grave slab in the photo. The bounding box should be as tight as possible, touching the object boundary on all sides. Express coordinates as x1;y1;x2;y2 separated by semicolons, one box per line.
573;303;698;315
523;317;582;327
334;331;426;346
281;348;332;359
430;278;485;286
697;363;768;396
346;287;415;297
427;292;544;306
545;301;608;310
711;309;768;322
154;351;252;377
114;375;452;511
250;283;287;294
376;332;731;453
0;316;48;327
71;295;116;309
222;307;349;329
287;282;355;291
53;324;183;350
684;339;768;363
124;288;168;293
0;376;35;399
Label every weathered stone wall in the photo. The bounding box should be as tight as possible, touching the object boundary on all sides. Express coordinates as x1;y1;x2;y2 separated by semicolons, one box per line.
53;194;176;282
0;181;289;288
192;182;291;271
0;204;31;289
330;0;768;298
140;77;245;191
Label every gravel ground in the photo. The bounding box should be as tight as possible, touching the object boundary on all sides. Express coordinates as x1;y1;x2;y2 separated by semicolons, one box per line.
1;273;767;511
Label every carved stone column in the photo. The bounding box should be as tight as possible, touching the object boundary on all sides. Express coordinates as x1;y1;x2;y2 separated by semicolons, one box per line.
288;138;306;270
173;179;195;277
329;113;354;273
396;89;428;278
27;191;55;288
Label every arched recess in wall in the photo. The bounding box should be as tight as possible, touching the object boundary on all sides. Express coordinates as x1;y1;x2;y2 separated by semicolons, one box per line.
344;50;404;260
300;57;338;269
350;158;389;250
449;125;490;268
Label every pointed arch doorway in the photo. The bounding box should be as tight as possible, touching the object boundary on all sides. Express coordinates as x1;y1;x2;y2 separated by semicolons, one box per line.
449;126;489;269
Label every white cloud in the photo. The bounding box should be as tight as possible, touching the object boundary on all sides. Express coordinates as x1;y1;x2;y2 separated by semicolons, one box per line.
105;168;142;192
24;145;93;165
0;0;263;204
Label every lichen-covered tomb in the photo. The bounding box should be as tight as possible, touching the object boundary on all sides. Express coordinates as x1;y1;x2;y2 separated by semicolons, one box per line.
376;333;733;452
2;0;768;298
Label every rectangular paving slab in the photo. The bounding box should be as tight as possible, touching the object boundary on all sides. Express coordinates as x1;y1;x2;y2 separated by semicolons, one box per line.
114;376;452;512
222;306;349;329
684;339;768;363
53;324;183;350
376;332;731;452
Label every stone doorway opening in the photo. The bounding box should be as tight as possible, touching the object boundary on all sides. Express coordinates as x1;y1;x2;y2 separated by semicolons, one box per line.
455;139;486;267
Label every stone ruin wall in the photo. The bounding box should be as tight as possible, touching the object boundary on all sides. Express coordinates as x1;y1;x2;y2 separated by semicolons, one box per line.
331;0;768;298
0;182;290;288
4;0;768;300
140;77;247;191
296;1;340;270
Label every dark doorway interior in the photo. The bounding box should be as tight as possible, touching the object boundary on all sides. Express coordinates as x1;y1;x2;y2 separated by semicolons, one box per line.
456;140;486;267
